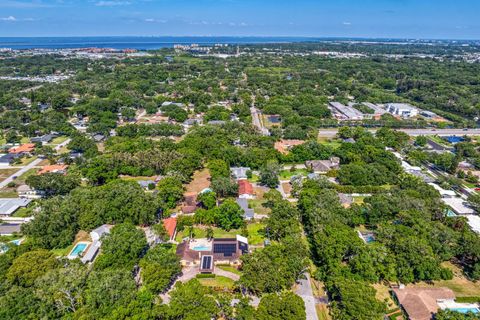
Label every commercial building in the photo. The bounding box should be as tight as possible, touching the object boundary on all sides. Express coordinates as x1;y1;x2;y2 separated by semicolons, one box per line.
386;103;419;118
329;102;364;121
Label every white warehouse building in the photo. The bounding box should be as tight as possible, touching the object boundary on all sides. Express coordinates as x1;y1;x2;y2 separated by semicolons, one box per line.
386;103;419;118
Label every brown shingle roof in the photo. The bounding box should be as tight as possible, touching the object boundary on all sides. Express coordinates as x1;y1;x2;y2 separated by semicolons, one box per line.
393;287;455;320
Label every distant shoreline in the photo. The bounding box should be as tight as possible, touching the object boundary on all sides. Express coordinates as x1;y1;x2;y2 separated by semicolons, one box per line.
1;36;478;50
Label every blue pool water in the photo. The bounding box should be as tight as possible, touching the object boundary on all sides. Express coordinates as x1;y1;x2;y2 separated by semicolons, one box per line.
70;243;87;257
193;246;210;251
364;234;376;243
10;239;21;245
449;308;479;314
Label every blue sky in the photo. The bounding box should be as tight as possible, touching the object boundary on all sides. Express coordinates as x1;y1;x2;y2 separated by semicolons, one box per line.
0;0;479;39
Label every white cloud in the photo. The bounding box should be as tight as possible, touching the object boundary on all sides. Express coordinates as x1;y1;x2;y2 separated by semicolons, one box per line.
95;1;131;6
144;18;167;23
342;21;352;25
0;16;17;21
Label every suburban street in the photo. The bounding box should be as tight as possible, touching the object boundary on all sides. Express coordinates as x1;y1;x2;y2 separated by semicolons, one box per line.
0;158;43;189
295;273;319;320
0;139;71;189
319;128;480;138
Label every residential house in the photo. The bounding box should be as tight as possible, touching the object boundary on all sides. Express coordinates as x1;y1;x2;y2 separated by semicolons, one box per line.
274;139;305;154
176;235;249;269
81;224;112;263
238;180;255;199
92;134;105;143
137;180;156;190
163;217;177;242
38;164;68;175
0;153;19;167
31;133;57;145
392;287;455;320
231;167;250;180
182;192;198;214
338;193;353;208
0;198;32;217
9;143;35;155
305;157;340;174
236;198;254;220
17;184;44;199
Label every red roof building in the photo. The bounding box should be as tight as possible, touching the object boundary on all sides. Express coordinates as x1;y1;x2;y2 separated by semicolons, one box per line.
163;217;177;241
238;180;255;198
9;143;35;154
38;164;68;175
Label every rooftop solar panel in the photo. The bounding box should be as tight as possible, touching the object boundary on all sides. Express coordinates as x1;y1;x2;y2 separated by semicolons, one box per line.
213;243;236;256
201;255;212;270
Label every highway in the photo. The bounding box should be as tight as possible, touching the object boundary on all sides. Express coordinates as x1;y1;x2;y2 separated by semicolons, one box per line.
318;128;480;138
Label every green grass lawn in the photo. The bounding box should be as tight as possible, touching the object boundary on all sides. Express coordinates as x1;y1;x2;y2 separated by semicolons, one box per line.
279;169;308;180
18;156;38;166
198;275;235;289
246;222;266;245
175;222;266;245
50;136;69;145
248;199;271;216
51;245;73;257
12;207;32;218
217;265;242;276
248;174;260;183
0;190;18;198
17;168;38;184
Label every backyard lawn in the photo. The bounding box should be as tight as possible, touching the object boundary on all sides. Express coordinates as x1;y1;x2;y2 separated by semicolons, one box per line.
409;262;480;298
279;169;308;180
0;168;18;183
198;275;235;289
248;199;270;216
50;136;69;145
217;265;242;276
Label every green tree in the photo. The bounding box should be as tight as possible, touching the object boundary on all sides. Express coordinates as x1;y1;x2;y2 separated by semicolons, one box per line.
260;161;281;188
139;244;181;294
7;249;58;287
95;223;148;270
26;173;80;197
167;279;219;320
256;292;306;320
215;199;244;231
157;176;185;209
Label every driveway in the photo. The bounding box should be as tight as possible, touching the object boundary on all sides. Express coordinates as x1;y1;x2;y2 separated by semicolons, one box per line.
295;273;318;320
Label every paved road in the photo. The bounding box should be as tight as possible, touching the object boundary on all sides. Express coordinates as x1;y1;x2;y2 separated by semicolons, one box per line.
0;139;71;189
318;128;480;138
295;273;318;320
0;158;43;189
250;107;270;136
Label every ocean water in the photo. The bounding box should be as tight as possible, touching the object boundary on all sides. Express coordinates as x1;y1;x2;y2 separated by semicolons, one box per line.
0;36;316;50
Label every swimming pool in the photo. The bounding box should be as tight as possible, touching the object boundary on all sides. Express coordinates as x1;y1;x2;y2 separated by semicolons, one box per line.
193;246;211;251
449;307;479;314
68;242;89;259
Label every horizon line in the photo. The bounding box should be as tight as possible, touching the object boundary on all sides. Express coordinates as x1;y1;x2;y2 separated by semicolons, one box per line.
0;35;480;42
